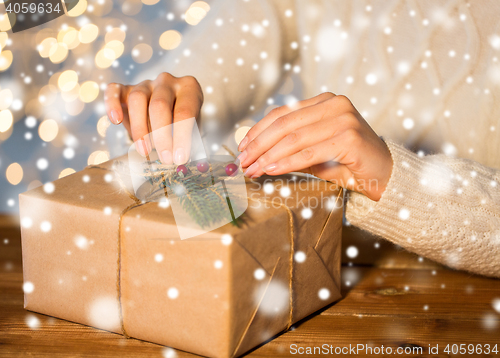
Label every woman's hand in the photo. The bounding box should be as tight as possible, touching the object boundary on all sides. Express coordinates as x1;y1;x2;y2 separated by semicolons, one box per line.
104;72;203;164
237;93;393;201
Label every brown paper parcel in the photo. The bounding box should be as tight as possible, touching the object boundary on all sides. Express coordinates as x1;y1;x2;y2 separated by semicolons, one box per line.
19;158;343;358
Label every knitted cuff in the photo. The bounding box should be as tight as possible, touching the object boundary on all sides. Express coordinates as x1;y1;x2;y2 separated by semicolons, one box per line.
345;140;437;243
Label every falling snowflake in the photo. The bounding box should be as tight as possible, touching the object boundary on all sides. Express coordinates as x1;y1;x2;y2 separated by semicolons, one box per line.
167;287;179;299
294;251;306;263
23;281;34;294
74;235;90;250
254;268;266;280
221;234;233;246
318;288;330;300
40;221;52;232
346;246;358;258
155;253;164;262
88;296;121;331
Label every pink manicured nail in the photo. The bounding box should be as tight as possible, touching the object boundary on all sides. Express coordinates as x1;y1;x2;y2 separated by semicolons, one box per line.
236;151;247;166
174;148;186;164
110;110;119;124
238;137;249;151
263;163;278;173
244;162;259;177
160;150;172;164
136;139;147;157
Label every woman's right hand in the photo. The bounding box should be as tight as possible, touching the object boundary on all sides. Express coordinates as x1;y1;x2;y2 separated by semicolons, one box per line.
104;72;203;164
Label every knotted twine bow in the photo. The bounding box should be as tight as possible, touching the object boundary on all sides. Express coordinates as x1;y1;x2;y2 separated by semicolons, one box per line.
88;149;299;339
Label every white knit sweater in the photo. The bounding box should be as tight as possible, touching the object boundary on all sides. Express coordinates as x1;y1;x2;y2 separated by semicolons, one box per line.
136;0;500;277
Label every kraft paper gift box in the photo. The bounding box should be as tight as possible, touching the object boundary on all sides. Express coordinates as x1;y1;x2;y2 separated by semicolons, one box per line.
19;157;344;358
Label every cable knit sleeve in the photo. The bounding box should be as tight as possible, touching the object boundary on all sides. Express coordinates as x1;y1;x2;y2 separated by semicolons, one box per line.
134;0;298;143
345;140;500;278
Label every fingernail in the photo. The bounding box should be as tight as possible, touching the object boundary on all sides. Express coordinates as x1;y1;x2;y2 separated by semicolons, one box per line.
136;139;147;157
145;138;152;154
236;151;247;166
263;163;278;173
238;137;249;151
174;148;186;164
110;110;119;124
244;162;259;177
160;150;172;164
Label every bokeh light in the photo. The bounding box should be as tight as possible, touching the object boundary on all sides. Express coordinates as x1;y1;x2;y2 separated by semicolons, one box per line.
6;163;23;185
79;24;99;44
0;89;13;110
59;168;76;178
159;30;182;50
0;50;13;71
67;0;88;17
185;1;210;26
132;43;153;63
79;81;99;103
97;115;111;137
58;70;79;92
88;150;110;165
0;109;13;132
38;119;59;142
49;43;69;63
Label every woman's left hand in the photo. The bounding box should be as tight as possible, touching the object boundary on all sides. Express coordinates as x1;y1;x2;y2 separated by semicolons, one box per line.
237;92;393;201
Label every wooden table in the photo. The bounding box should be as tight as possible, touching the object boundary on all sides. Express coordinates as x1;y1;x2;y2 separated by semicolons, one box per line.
1;215;499;357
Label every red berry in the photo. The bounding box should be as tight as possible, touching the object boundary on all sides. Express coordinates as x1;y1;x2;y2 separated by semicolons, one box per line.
225;163;238;176
176;165;189;176
197;161;209;173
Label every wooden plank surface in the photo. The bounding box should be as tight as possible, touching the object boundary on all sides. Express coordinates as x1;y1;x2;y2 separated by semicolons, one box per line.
1;215;499;357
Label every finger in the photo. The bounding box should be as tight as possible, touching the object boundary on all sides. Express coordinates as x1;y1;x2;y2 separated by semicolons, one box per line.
244;116;342;178
247;137;347;179
238;92;335;152
127;81;153;156
105;83;129;124
149;84;175;164
239;99;334;169
172;77;203;165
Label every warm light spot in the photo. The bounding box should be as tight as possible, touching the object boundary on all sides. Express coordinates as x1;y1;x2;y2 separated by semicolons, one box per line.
234;126;251;145
67;0;87;17
79;81;99;103
61;83;80;102
97;115;111;137
38;85;58;106
88;150;110;165
6;162;23;185
58;27;80;49
0;88;13;110
185;1;210;26
58;70;79;92
0;50;13;71
38;119;59;142
95;49;114;68
142;0;159;4
131;43;153;63
105;40;124;59
0;13;13;32
38;37;57;58
49;43;69;64
79;24;99;44
159;30;182;50
0;109;13;132
105;28;126;43
0;32;8;51
59;168;76;178
65;99;84;116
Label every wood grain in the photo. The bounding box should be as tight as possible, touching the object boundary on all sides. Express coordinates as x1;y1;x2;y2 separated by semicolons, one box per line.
1;215;499;357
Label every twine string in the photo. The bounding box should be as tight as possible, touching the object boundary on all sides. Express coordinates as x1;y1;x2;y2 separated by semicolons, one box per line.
87;154;299;338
